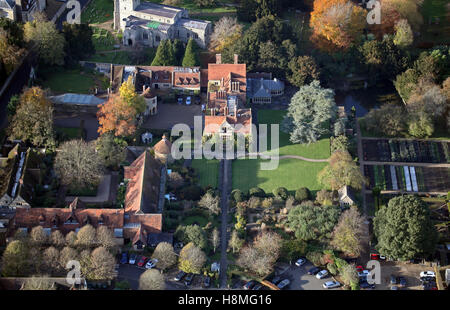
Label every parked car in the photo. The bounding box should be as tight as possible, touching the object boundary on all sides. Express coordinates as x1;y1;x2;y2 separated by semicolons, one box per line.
390;285;399;290
202;276;211;288
358;270;370;278
271;276;282;285
186;96;191;105
359;280;375;289
316;270;329;279
184;273;194;286
145;258;158;269
422;281;437;290
379;255;386;260
295;258;306;267
128;253;137;265
420;271;435;278
398;276;407;288
308;267;321;275
174;270;186;282
177;97;183;104
120;252;128;264
137;256;147;267
243;280;257;290
252;284;263;290
420;276;436;282
277;279;290;290
356;265;364;272
323;281;341;289
390;274;398;285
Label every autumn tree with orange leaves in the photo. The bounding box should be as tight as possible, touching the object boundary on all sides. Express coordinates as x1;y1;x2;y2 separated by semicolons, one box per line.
97;76;146;137
310;0;366;52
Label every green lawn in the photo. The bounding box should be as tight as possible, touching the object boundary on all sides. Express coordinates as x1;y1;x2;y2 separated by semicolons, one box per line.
145;0;236;14
181;215;209;227
87;48;156;65
40;68;96;94
55;127;84;140
232;158;327;194
92;27;117;51
191;159;220;188
81;0;114;24
258;109;331;159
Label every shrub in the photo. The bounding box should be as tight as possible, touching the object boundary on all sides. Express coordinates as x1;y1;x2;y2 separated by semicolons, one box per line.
295;187;310;202
273;187;289;200
306;251;324;266
231;189;246;202
327;262;337;275
180;185;204;201
249;187;265;198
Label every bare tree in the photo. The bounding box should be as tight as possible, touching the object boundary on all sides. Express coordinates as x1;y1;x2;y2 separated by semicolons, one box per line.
50;230;65;248
79;249;92;279
96;226;117;252
139;269;166;290
30;226;48;247
42;247;60;275
76;224;97;249
65;231;77;247
209;16;243;52
54;140;104;191
89;247;116;280
59;247;78;271
151;242;177;272
198;192;220;216
254;231;282;263
211;228;220;253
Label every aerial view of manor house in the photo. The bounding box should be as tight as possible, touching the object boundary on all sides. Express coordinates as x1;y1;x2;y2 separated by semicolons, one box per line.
0;0;449;296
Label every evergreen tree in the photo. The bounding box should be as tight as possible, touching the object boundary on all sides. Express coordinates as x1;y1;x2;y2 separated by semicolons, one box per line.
151;39;176;66
172;39;184;65
182;38;200;67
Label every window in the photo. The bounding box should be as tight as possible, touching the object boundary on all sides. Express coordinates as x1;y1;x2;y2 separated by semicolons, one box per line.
143;32;148;40
194;33;198;39
156;35;160;42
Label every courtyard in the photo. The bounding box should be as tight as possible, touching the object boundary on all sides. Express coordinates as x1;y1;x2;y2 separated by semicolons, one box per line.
143;103;202;130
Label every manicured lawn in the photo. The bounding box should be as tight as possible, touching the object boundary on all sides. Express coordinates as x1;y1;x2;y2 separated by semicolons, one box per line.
146;0;236;14
232;158;327;194
40;68;96;94
191;159;219;188
87;48;157;65
81;0;114;24
258;109;330;159
181;215;209;227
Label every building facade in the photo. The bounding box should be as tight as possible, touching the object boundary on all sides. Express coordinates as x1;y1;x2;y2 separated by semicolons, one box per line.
0;0;46;22
113;0;212;49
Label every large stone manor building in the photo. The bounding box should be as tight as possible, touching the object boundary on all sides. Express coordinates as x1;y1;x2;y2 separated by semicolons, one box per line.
113;0;212;49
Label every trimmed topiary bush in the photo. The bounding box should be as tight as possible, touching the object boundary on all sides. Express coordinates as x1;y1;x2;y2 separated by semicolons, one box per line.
273;187;289;200
231;189;246;203
295;187;310;202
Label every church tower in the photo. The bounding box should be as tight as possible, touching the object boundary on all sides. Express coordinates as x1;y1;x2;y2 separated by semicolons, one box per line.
114;0;140;31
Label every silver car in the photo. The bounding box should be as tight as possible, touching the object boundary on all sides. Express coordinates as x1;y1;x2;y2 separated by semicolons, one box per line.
316;270;329;279
323;281;341;289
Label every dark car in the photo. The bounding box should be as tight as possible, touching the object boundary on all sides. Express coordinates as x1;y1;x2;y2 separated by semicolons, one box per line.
359;280;375;289
243;280;257;290
270;276;282;285
420;276;435;282
184;273;194;286
277;279;290;290
422;282;437;290
308;267;321;275
120;252;128;264
390;274;397;285
202;276;211;288
174;270;186;282
398;277;407;288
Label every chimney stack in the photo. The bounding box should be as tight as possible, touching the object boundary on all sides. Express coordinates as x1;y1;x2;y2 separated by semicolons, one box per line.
234;54;239;64
216;54;222;64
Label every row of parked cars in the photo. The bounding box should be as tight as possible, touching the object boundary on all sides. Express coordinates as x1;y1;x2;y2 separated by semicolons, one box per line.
306;265;341;289
120;252;158;270
173;270;212;288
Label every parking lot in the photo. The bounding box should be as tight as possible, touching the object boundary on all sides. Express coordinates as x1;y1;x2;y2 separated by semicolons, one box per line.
273;262;334;290
373;261;430;290
142;103;202;130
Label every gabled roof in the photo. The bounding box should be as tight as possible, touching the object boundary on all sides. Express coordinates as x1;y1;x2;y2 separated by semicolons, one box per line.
50;94;106;106
0;0;14;9
338;186;355;203
124;150;162;215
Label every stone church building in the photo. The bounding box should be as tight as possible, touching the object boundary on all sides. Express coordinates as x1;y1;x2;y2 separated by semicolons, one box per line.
113;0;212;49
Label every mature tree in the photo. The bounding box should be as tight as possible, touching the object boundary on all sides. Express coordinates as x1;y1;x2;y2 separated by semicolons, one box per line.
184;225;208;250
139;269;166;290
331;135;350;153
65;231;77;247
407;83;447;121
229;229;244;253
151;242;177;271
331;206;366;257
295;187;311;202
62;22;95;62
171;39;184;65
97;94;138;137
42;247;60;275
363;103;407;137
211;228;220;254
1;240;29;276
182;38;200;67
178;242;206;274
59;247;78;271
282;80;337;144
407;111;434;138
237;0;281;22
254;231;282;262
6;95;19;117
8;87;55;148
287;55;320;88
119;75;146;114
162;0;181;5
315;189;335;206
75;224;97;249
78;249;92;278
30;226;48;247
22;276;56;290
393;19;413;48
50;230;66;248
55;140;103;190
374;195;438;260
273;187;289;200
198;192;220;216
95;132;127;168
0;29;26;75
168;171;184;190
310;0;366;52
318;150;367;190
209;16;243;52
0;17;24;47
287;201;341;241
194;0;216;7
340;263;359;286
96;226;117;251
89;247;116;280
152;39;176;66
24;12;65;65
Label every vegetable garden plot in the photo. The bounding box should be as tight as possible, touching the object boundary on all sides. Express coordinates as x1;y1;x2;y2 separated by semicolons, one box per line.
421;167;450;192
362;139;450;163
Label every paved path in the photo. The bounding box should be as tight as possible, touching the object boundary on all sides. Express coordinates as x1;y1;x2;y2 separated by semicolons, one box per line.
65;174;112;204
235;152;329;162
361;136;450;143
356;119;368;215
363;161;450;168
219;159;231;288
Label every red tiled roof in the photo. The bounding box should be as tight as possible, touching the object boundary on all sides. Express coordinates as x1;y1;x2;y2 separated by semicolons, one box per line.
204;110;252;135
